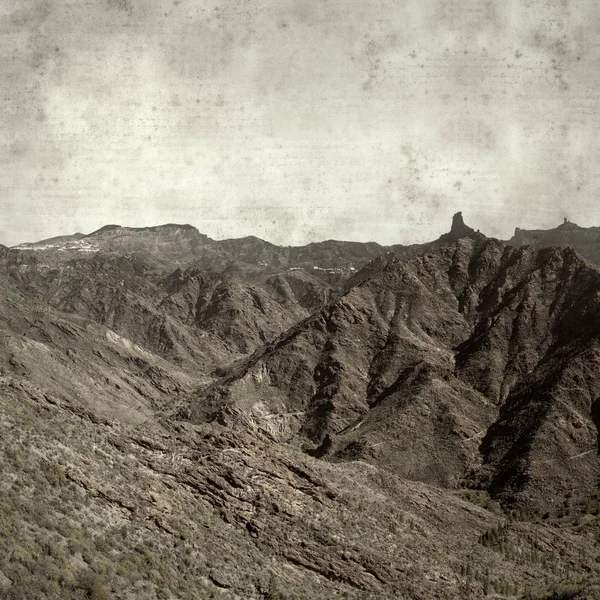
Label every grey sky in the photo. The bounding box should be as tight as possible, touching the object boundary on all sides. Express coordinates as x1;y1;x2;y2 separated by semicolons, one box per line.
1;0;599;247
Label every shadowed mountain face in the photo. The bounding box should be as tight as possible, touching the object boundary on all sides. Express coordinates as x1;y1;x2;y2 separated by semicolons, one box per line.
509;218;600;267
438;210;482;242
191;238;600;513
10;223;405;324
0;247;306;370
3;216;600;599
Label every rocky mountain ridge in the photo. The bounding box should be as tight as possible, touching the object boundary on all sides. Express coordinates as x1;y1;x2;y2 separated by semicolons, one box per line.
509;217;600;266
2;213;600;599
189;236;600;514
12;223;401;279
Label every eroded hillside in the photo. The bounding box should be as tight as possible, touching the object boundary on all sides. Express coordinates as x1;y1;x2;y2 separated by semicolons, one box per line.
2;216;600;599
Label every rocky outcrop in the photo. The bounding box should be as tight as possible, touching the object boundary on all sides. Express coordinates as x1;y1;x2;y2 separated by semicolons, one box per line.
0;252;305;370
509;218;600;266
438;211;481;242
190;238;600;513
3;215;600;598
0;374;596;600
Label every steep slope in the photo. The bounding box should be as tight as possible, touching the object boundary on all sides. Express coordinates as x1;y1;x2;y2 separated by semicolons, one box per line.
0;247;304;371
1;369;599;600
189;237;503;482
0;271;202;425
453;244;600;512
261;269;336;314
161;267;306;356
189;236;600;513
5;218;600;598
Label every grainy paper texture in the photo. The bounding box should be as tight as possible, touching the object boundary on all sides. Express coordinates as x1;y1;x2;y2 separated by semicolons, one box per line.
0;0;597;245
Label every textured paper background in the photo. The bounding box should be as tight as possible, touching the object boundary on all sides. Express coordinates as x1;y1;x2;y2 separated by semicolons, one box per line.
1;0;598;246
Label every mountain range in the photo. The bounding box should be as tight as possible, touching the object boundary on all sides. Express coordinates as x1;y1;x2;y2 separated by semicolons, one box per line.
2;213;600;599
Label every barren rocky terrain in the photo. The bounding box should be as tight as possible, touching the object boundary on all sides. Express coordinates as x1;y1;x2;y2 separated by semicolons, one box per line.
2;215;600;599
509;218;600;267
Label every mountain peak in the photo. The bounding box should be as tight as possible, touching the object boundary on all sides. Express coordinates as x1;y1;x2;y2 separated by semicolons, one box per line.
85;223;202;238
85;224;122;237
557;217;580;230
451;211;469;232
438;211;479;242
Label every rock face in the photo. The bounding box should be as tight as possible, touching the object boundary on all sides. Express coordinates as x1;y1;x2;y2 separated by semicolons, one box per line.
438;211;481;242
10;224;407;332
0;249;304;370
192;238;600;513
2;215;600;599
509;217;600;266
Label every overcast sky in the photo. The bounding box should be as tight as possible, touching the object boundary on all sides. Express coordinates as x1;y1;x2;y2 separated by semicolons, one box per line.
1;0;599;247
